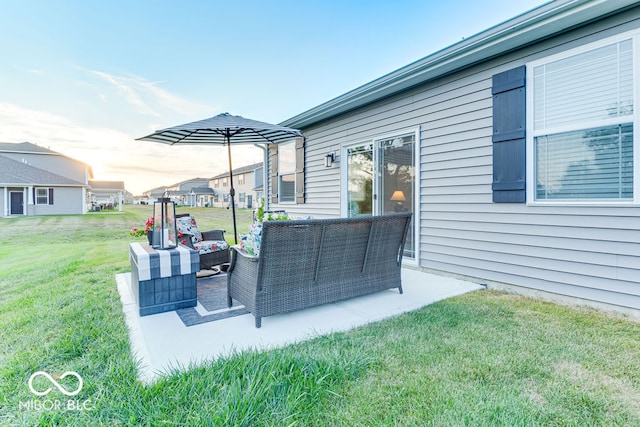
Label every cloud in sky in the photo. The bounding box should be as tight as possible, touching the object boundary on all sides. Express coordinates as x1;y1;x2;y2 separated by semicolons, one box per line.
89;70;159;117
0;102;262;194
0;65;264;195
87;69;214;118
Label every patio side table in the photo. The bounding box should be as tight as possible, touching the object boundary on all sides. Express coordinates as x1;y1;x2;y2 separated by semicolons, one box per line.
129;242;200;316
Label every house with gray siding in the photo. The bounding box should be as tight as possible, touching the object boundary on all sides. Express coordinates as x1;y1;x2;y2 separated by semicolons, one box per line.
0;142;92;216
164;178;216;207
264;0;640;316
210;162;263;209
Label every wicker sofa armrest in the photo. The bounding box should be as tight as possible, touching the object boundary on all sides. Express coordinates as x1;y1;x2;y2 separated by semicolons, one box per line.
227;245;261;323
228;245;258;271
202;229;226;241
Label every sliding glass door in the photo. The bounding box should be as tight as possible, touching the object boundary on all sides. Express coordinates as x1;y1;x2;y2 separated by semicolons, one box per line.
345;133;415;259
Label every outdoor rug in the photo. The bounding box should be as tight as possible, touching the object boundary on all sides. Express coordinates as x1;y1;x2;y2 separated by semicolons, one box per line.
176;273;250;327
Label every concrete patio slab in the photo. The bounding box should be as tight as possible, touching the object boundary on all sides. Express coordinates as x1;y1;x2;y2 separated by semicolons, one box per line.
116;268;484;383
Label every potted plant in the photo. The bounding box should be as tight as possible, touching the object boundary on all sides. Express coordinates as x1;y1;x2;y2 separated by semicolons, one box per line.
130;217;154;244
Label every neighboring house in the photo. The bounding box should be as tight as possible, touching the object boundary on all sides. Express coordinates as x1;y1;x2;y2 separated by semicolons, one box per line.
164;178;216;207
142;186;167;203
88;180;126;211
268;0;640;315
143;179;216;207
0;142;92;216
178;186;216;208
209;162;263;209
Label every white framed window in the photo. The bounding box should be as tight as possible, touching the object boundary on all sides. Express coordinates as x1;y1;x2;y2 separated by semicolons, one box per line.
238;174;245;185
527;31;638;204
278;141;296;203
36;188;49;205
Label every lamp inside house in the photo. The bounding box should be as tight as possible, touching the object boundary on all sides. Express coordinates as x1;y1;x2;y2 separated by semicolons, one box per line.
152;195;177;249
390;190;407;212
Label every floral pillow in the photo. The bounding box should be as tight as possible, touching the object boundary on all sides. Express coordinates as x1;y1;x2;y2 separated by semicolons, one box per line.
176;215;203;245
239;223;263;256
238;234;254;255
194;240;230;255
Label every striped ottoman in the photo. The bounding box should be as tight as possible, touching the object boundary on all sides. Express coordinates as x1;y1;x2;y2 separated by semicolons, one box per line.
129;242;200;316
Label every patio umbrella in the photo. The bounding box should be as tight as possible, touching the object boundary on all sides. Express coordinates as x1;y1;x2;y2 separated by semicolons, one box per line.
136;112;303;244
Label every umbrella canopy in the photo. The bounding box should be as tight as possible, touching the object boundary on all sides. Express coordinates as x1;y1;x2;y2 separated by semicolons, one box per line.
136;113;303;245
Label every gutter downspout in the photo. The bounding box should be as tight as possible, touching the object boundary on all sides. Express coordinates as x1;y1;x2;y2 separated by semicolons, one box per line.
82;187;87;214
253;143;268;211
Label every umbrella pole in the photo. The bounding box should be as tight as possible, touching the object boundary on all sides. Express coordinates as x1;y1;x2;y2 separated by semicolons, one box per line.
226;135;238;244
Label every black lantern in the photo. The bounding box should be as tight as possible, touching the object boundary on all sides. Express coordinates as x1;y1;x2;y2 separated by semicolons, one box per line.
152;196;177;249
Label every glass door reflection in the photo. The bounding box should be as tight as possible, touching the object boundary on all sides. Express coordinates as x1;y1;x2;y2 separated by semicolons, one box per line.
346;143;373;217
345;135;415;259
378;136;415;258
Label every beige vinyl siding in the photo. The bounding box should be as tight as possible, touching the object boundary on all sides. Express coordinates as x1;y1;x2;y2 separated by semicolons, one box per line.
280;5;640;311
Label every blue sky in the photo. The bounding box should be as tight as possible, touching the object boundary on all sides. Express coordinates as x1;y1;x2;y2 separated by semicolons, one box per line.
0;0;549;194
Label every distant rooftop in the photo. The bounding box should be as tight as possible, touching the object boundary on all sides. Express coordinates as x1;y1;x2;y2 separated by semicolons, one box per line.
0;141;60;155
0;141;94;178
0;154;85;186
210;162;262;180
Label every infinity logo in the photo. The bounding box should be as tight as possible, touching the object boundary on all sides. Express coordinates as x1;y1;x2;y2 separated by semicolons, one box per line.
28;371;83;397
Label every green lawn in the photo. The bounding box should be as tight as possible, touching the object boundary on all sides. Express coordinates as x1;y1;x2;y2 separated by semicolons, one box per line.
1;206;639;426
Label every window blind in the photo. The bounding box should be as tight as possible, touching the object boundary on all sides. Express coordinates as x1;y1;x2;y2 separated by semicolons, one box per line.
536;124;633;199
533;39;633;132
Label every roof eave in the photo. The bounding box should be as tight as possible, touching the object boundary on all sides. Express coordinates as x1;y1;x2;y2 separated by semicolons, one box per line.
1;183;87;187
281;0;638;129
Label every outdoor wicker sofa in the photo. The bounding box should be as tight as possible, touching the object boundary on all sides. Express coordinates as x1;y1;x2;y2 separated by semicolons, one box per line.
227;213;412;327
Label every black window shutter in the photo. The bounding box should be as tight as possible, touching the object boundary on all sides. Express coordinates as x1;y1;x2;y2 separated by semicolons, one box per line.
492;65;526;203
48;188;54;205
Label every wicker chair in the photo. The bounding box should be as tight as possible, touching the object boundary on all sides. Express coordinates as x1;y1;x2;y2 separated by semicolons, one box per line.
227;213;412;327
176;214;230;270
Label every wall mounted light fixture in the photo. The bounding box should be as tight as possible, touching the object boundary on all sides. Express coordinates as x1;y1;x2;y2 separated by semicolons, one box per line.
324;152;336;167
